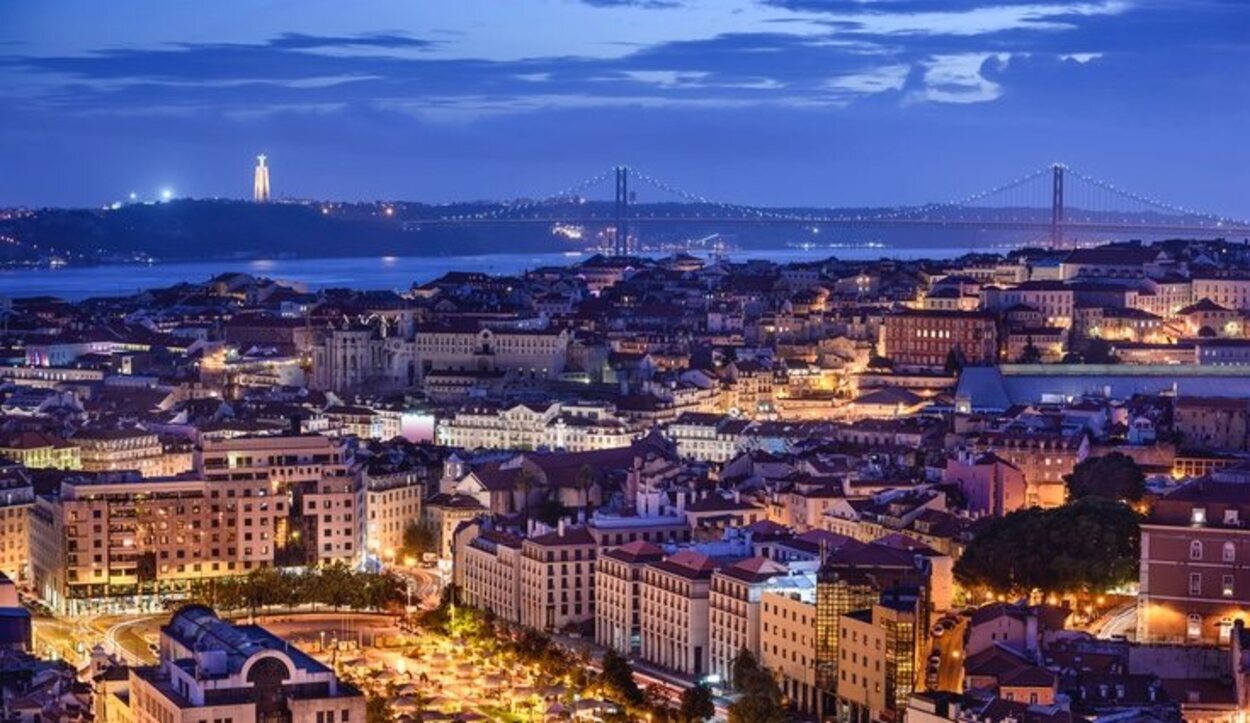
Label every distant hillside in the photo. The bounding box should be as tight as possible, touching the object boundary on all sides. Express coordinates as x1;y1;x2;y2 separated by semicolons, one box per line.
0;199;570;265
1;198;1228;267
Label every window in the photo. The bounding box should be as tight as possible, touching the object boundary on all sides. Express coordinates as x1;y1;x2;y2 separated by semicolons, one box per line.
1187;614;1202;641
1193;507;1207;526
1224;542;1236;563
1223;575;1234;597
1189;573;1202;596
1190;540;1204;560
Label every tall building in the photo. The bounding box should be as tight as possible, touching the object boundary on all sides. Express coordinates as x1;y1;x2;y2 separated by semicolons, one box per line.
0;464;33;584
200;435;363;567
253;153;270;202
30;472;281;615
815;541;933;717
836;586;926;723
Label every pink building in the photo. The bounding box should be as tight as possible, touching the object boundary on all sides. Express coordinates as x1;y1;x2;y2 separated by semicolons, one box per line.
944;453;1028;517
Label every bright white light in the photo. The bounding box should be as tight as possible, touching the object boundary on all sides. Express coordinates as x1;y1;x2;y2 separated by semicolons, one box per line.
128;192;137;201
161;189;173;201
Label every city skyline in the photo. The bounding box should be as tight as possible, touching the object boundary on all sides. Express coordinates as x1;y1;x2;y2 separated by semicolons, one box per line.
1;1;1248;217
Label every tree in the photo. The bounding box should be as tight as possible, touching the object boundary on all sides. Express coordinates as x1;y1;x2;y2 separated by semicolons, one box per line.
1065;452;1146;503
366;695;392;723
1085;338;1118;364
646;685;675;721
515;468;538;519
727;649;785;723
577;464;599;515
600;649;645;708
954;497;1141;597
944;347;967;375
533;497;570;527
731;648;765;693
679;683;715;722
400;521;435;561
1017;337;1043;364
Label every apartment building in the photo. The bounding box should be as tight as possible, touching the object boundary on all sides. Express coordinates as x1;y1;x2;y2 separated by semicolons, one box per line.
455;521;524;624
1138;466;1250;645
1173;397;1250;452
708;557;788;685
595;540;665;655
437;400;642;453
760;576;820;715
836;587;926;723
666;413;749;463
121;606;364;723
982;281;1075;328
302;472;364;565
199;435;362;566
815;541;933;713
1193;273;1250;312
73;427;193;478
519;523;597;632
30;472;280;614
880;310;998;371
969;431;1088;508
639;550;717;678
363;470;424;563
0;431;80;470
0;466;33;583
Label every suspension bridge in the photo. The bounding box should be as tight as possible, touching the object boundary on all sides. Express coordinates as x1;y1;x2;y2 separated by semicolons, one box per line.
408;163;1250;254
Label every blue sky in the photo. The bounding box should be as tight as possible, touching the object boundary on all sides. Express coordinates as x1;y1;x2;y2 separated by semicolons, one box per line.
1;0;1247;215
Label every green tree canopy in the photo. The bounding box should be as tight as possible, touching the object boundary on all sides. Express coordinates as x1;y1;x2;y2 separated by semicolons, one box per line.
954;497;1141;597
727;648;786;723
680;683;716;722
400;520;436;560
1017;337;1043;364
600;649;645;708
1065;451;1146;503
1085;338;1119;364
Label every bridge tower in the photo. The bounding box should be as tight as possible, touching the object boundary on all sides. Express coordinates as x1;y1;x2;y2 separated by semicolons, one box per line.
1050;163;1065;248
613;165;629;256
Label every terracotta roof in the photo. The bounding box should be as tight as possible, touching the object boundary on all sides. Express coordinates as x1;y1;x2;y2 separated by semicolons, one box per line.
603;540;665;563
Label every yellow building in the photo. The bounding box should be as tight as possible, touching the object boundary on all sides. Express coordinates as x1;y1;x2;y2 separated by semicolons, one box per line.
0;431;80;470
837;587;925;723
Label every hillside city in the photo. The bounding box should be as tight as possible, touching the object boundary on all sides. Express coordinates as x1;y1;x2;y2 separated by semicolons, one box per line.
4;239;1250;722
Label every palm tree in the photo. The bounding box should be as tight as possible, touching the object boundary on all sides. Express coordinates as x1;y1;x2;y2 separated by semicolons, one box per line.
515;468;538;520
576;464;597;516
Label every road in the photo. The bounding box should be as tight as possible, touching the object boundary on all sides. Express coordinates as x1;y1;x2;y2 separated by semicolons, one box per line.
928;616;967;693
1089;602;1137;640
391;564;443;608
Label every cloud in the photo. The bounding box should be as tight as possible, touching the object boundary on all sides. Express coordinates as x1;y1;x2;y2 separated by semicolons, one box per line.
907;52;1011;104
1059;51;1103;63
0;2;1139;120
579;0;683;7
826;63;910;93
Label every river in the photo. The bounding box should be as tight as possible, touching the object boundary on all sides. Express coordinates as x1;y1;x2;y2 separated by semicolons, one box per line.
0;246;978;301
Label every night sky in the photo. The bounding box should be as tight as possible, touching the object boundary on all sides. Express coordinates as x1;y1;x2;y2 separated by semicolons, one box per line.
2;1;1247;215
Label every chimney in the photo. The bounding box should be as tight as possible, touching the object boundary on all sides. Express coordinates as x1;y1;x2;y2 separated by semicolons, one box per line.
557;518;566;537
